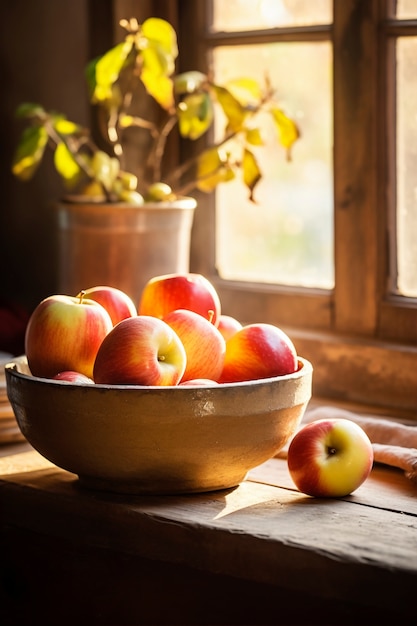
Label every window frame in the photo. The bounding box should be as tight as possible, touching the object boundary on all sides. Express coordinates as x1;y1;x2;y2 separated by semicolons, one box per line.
178;0;417;417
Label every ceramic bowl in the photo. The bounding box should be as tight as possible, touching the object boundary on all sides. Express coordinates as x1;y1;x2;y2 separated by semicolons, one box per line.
5;355;312;495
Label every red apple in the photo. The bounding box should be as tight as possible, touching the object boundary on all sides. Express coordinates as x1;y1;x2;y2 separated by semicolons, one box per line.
25;293;113;379
287;418;374;498
163;309;226;382
93;315;186;386
179;379;219;386
219;323;298;383
138;273;221;325
80;285;137;326
53;371;94;384
217;314;243;341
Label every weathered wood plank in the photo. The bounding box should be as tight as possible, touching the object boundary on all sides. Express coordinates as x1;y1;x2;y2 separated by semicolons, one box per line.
249;456;417;515
1;449;417;620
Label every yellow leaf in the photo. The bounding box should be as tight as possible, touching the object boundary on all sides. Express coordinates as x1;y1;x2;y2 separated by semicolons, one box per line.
177;93;213;140
270;107;300;160
11;125;48;181
141;65;174;110
119;114;134;128
211;85;247;132
225;78;263;106
92;40;134;103
243;148;261;202
196;148;235;192
54;142;82;185
141;18;178;61
246;127;264;146
54;119;80;135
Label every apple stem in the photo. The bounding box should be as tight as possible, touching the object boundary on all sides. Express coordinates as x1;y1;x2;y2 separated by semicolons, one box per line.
158;355;166;362
327;446;337;456
78;290;86;305
208;309;214;323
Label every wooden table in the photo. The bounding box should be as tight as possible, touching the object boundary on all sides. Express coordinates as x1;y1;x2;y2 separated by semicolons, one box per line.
0;444;416;625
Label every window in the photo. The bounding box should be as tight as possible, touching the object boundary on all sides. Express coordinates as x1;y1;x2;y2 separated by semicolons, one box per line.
178;0;417;417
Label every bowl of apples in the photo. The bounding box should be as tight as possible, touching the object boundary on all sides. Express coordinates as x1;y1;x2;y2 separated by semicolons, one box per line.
5;274;313;495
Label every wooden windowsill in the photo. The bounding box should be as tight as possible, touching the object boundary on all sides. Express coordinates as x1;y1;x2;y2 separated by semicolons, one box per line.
0;442;416;625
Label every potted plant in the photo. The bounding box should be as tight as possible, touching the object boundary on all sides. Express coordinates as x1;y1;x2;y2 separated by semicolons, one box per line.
12;16;299;302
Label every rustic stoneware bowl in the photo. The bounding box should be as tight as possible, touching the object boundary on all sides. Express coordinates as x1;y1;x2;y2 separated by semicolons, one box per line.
5;355;312;495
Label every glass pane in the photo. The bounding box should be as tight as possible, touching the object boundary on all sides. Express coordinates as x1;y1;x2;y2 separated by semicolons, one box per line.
212;0;332;30
214;42;334;289
396;37;417;297
395;0;417;19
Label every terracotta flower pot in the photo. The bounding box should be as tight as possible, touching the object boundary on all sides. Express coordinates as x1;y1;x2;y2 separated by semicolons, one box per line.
56;197;196;304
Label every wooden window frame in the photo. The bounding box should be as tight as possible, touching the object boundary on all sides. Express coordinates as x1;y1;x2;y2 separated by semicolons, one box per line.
114;0;416;416
175;0;417;418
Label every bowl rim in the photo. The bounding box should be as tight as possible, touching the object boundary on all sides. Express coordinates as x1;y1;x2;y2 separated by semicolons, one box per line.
5;355;312;393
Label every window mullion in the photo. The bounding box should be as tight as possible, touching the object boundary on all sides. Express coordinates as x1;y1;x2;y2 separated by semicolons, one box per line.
333;0;380;336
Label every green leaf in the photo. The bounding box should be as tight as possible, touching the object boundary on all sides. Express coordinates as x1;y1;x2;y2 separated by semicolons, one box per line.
15;103;45;119
270;107;300;160
174;71;207;95
211;85;247;132
11;125;48;180
196;148;235;193
54;142;82;185
177;93;213;140
242;148;261;202
91;40;134;103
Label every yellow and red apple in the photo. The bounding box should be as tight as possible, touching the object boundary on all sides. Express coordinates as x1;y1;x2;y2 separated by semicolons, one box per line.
138;273;221;325
163;308;226;382
179;378;219;386
80;285;137;326
53;371;95;384
217;314;243;341
93;315;186;386
25;293;113;379
287;418;374;498
219;322;298;383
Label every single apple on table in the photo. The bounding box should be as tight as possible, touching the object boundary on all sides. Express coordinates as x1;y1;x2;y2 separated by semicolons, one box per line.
138;273;221;325
80;285;137;326
287;418;374;498
93;315;186;386
53;371;94;384
163;308;226;382
217;314;243;341
25;293;113;380
219;322;298;383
